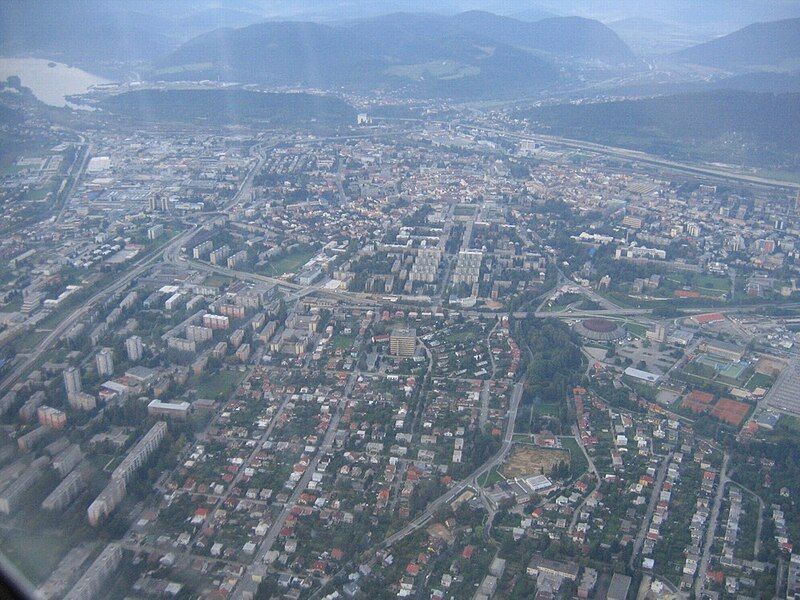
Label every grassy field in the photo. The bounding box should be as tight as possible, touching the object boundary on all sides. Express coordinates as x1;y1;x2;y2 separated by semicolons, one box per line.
0;527;72;584
560;436;589;476
780;414;800;430
387;60;479;80
625;322;647;338
531;401;562;417
188;369;245;400
443;327;481;343
453;204;477;216
9;328;50;353
668;272;729;292
203;274;233;288
477;464;505;487
331;333;356;349
264;248;316;276
745;372;775;391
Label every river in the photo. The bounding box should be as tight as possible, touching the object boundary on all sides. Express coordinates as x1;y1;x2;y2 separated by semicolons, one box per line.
0;57;111;107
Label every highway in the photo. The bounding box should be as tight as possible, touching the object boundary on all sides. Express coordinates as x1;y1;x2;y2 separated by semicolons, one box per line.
463;125;800;191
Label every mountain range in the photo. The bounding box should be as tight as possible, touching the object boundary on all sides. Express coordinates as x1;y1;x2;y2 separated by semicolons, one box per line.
671;17;800;71
151;12;633;97
0;1;173;68
2;2;800;100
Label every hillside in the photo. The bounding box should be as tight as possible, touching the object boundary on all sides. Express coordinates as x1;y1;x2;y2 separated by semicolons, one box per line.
672;18;800;70
450;12;634;63
518;91;800;169
0;1;174;74
607;17;709;55
152;11;633;97
100;89;356;124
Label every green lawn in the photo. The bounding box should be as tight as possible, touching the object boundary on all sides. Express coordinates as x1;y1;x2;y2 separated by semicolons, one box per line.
188;370;245;400
0;528;72;584
331;334;356;349
775;414;800;435
203;274;233;288
660;272;730;298
386;60;479;81
9;329;50;352
745;372;775;391
625;322;647;338
453;204;477;216
264;248;316;276
560;436;589;477
532;402;561;417
443;328;480;343
477;464;505;487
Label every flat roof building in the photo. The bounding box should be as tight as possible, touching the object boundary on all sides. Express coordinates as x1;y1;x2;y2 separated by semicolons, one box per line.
623;367;660;384
64;543;122;600
765;357;800;416
390;327;417;357
148;400;190;420
607;573;632;600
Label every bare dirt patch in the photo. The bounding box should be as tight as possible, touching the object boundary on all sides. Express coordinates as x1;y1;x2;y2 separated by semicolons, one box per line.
501;445;569;478
427;523;455;544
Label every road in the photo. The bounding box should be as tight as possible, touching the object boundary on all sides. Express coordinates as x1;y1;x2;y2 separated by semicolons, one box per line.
232;369;360;600
479;320;500;429
378;380;523;550
694;453;729;599
630;451;673;570
568;426;600;533
730;481;765;559
205;368;292;524
464;125;800;191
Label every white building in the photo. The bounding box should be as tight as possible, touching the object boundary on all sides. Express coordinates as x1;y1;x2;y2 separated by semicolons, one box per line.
125;336;143;361
96;348;114;377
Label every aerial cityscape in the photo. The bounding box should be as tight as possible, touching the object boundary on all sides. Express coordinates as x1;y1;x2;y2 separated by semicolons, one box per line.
1;1;800;599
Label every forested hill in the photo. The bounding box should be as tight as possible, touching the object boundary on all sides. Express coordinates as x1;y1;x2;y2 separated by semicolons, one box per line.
100;89;356;124
518;90;800;170
672;17;800;70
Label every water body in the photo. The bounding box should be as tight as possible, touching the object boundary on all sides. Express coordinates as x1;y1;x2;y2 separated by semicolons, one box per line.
0;57;110;107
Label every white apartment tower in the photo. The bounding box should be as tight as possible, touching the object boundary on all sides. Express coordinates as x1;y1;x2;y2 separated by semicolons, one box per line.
125;336;143;361
96;348;114;377
63;366;82;397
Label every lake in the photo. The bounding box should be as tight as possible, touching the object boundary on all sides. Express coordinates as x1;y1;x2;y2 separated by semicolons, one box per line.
0;57;111;107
